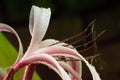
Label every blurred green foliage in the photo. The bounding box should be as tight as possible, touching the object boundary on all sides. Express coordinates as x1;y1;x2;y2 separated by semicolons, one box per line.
0;33;41;80
0;33;17;68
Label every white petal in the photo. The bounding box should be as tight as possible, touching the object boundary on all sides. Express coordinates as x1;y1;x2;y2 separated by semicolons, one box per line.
28;5;51;52
0;23;23;65
34;39;71;51
37;39;59;48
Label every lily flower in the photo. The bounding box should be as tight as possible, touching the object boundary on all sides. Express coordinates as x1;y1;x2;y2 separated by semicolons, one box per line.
0;5;101;80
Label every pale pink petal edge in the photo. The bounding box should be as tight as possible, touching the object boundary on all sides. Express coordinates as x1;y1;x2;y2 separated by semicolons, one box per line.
0;23;23;65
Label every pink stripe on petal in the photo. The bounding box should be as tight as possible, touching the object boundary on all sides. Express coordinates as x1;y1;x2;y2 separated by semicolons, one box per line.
69;61;82;80
59;62;82;80
13;53;70;80
70;61;82;77
34;46;101;80
0;23;23;65
32;46;81;60
22;64;36;80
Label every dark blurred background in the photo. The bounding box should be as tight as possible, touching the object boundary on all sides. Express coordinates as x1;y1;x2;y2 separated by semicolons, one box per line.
0;0;120;80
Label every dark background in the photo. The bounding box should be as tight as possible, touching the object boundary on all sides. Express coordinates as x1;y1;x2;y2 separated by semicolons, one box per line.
0;0;120;80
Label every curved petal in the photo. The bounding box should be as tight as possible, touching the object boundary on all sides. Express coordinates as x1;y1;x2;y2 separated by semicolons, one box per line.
36;39;59;48
69;61;82;75
33;39;73;53
69;61;82;80
0;23;23;65
28;5;51;52
13;54;70;80
27;46;81;60
33;46;101;80
59;62;82;80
